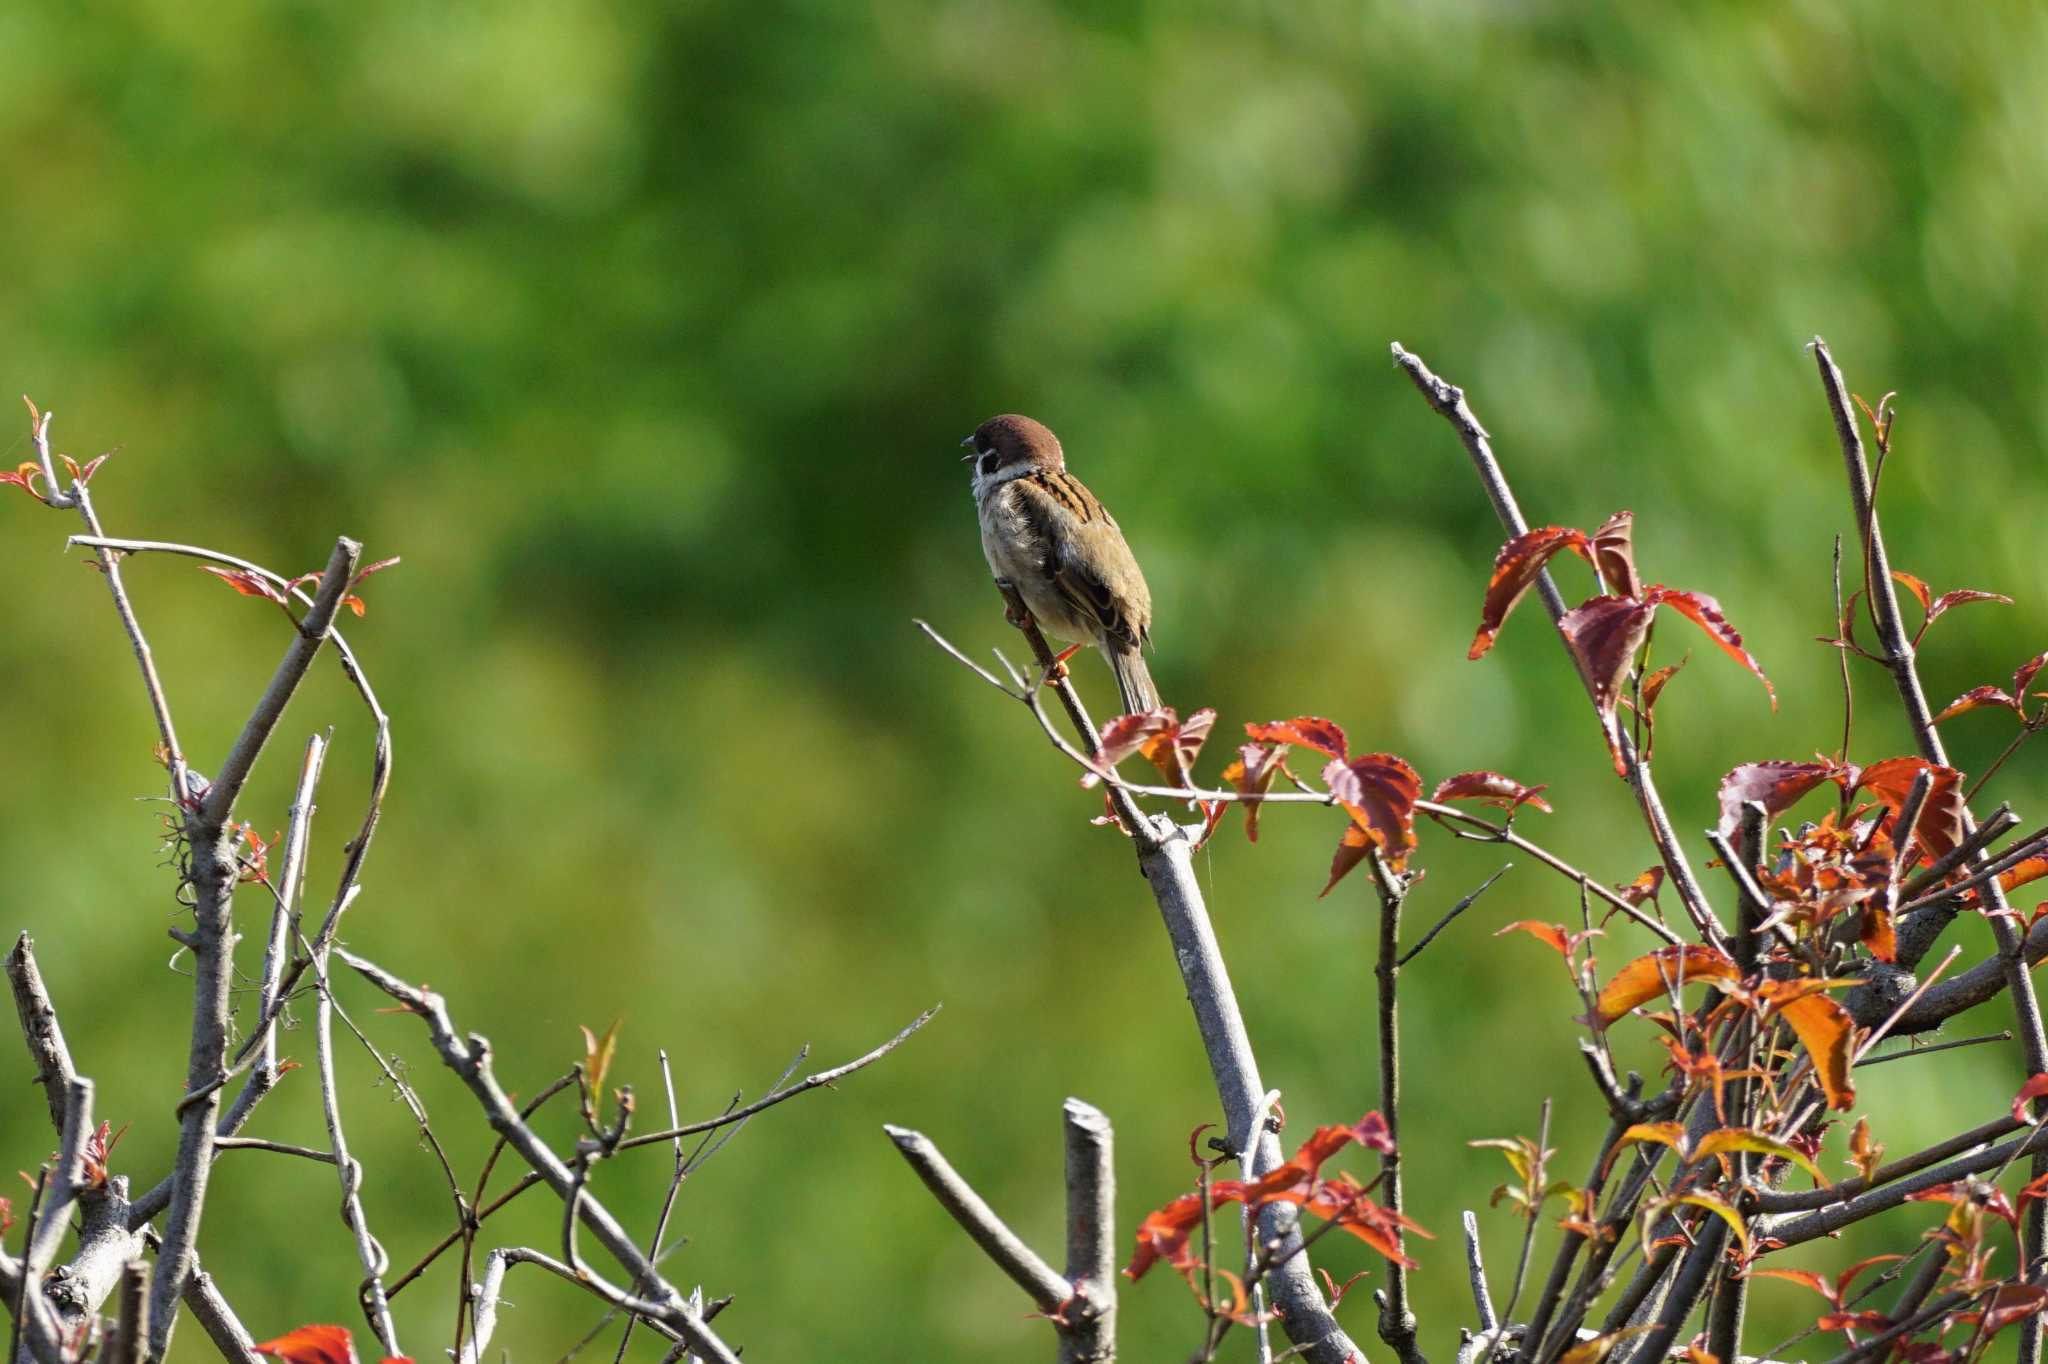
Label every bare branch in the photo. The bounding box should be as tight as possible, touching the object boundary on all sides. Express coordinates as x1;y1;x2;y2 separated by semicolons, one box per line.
5;934;77;1132
884;1123;1073;1314
1062;1099;1117;1362
333;949;744;1364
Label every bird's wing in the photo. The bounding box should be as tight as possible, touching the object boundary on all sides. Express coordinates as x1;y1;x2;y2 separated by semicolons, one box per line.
1008;472;1150;654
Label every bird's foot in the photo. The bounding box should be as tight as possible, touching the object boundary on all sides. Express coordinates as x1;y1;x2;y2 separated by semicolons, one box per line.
1043;643;1082;686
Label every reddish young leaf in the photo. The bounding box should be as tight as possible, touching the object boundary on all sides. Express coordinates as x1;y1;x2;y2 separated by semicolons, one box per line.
1970;1282;2048;1336
1590;511;1642;600
1431;770;1552;814
2011;1074;2048;1125
1086;709;1178;786
1860;900;1897;965
1854;758;1965;863
1559;594;1658;774
1924;588;2013;626
1222;742;1286;842
202;565;286;603
1555;1326;1651;1364
1638;653;1689;717
2016;651;2048;698
1136;707;1216;786
1933;685;2023;724
1891;570;1932;613
1816;1311;1891;1333
1125;1186;1241;1281
1646;587;1776;709
1614;866;1665;908
1245;716;1347;760
351;555;402;586
1591;945;1742;1026
1748;1267;1831;1300
254;1326;358;1364
1497;921;1570;958
1758;980;1857;1110
1324;753;1421;875
0;461;45;501
1470;526;1596;660
1714;761;1841;840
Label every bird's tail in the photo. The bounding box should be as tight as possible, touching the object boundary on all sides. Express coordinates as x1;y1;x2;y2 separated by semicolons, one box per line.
1108;647;1160;717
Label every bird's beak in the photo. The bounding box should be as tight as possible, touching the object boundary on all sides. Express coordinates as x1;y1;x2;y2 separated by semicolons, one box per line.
959;435;977;461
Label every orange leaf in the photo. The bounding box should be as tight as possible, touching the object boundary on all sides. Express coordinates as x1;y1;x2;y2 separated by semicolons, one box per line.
1639;653;1689;718
1137;707;1215;786
1245;716;1347;759
1558;1326;1650;1364
1758;980;1856;1110
1854;757;1965;863
1847;1118;1884;1182
1497;921;1570;957
1222;743;1286;842
1087;709;1177;786
1592;945;1741;1026
254;1326;358;1364
1999;857;2048;894
1470;526;1596;660
1431;770;1552;814
1694;1126;1828;1185
1891;570;1932;613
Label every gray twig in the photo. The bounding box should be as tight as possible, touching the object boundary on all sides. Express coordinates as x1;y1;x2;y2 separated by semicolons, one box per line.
884;1124;1073;1314
335;949;745;1364
4;935;77;1132
148;537;361;1359
1812;336;2048;1364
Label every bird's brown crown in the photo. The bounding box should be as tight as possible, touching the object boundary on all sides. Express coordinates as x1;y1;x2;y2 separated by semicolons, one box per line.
966;413;1065;472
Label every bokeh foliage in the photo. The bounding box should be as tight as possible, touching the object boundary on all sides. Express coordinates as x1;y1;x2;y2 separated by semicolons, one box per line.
3;1;2046;1358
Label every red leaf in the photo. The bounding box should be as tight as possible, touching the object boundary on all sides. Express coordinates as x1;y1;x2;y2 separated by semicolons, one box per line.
1973;1283;2048;1336
1933;685;2023;724
1924;588;2012;625
1125;1186;1239;1281
1748;1267;1832;1301
350;555;402;586
1559;595;1657;775
1714;761;1842;840
1854;758;1965;863
1244;717;1347;760
1470;527;1596;660
1222;743;1287;842
202;566;286;603
254;1326;358;1364
1430;771;1552;814
1816;1311;1892;1333
1590;511;1642;600
1324;753;1421;876
2012;1074;2048;1125
1891;570;1932;612
2016;651;2048;698
1998;857;2048;894
1646;587;1776;710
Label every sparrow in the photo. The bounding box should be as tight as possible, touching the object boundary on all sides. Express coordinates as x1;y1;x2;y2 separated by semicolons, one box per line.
962;413;1160;716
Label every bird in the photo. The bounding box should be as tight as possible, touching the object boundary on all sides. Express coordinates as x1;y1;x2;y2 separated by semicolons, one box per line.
962;413;1160;716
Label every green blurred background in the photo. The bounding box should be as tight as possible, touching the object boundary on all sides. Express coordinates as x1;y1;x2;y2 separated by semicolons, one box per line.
2;1;2045;1358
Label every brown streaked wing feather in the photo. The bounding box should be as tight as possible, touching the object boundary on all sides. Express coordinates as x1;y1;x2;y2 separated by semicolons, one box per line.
1009;471;1150;653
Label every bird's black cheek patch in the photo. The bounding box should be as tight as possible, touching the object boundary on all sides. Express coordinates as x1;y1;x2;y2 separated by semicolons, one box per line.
979;452;999;476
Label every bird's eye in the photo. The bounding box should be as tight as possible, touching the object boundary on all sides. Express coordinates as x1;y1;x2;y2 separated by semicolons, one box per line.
978;452;999;475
